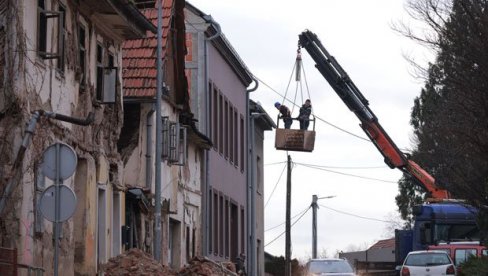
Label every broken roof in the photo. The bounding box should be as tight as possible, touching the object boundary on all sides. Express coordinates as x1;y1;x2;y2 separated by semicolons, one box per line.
122;0;173;98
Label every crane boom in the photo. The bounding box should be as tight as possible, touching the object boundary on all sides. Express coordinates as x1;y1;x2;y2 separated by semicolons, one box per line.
298;30;449;199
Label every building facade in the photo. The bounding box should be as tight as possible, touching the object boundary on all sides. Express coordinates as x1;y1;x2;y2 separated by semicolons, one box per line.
0;0;154;275
185;4;274;275
121;0;211;270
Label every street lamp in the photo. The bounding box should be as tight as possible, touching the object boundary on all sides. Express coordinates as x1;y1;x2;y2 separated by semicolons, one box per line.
311;194;336;259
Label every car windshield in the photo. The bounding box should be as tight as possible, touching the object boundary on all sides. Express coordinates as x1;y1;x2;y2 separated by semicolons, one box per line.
308;260;353;273
405;253;451;266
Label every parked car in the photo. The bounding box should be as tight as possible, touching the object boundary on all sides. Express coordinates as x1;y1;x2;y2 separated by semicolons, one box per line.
304;258;356;276
428;242;487;266
400;250;456;276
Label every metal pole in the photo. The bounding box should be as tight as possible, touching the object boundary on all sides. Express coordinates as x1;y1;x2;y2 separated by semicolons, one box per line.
312;195;318;259
285;154;292;276
54;143;60;276
154;0;164;261
249;116;257;276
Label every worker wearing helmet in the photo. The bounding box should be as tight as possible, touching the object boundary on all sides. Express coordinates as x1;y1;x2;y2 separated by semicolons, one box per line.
274;102;292;129
298;99;312;130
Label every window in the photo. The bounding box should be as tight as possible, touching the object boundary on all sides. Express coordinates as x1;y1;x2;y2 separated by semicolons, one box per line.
37;0;47;56
208;82;213;141
96;44;104;100
208;188;213;254
56;3;65;71
240;207;245;254
37;0;61;59
229;105;234;163
234;110;238;167
78;24;86;88
168;122;187;166
219;94;223;155
96;44;117;103
225;198;229;258
213;87;218;150
213;192;218;255
219;195;224;256
454;249;477;266
240;115;245;172
224;99;228;159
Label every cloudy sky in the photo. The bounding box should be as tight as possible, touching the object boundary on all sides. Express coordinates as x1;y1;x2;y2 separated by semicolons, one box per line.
187;0;434;260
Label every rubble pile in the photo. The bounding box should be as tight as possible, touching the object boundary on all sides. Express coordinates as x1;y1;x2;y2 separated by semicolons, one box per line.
103;248;177;276
178;256;238;276
103;249;241;276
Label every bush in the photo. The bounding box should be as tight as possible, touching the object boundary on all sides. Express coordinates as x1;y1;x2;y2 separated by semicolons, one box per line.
458;256;488;276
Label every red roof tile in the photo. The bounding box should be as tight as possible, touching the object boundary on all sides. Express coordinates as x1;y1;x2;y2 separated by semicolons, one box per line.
122;1;174;98
369;238;395;250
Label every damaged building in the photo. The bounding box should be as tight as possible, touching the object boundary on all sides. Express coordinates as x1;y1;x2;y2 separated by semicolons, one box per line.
120;0;212;270
0;0;273;275
0;0;154;275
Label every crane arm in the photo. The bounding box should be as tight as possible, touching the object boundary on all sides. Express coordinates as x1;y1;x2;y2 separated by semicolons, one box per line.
298;30;449;199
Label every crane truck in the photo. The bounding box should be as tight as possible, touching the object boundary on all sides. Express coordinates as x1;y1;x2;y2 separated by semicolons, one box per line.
297;30;480;266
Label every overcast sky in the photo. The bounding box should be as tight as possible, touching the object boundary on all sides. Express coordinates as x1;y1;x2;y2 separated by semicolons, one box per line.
187;0;434;260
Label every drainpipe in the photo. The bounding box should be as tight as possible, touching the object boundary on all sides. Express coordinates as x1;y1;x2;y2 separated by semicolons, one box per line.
154;0;164;261
202;14;221;256
246;77;258;275
146;109;155;189
0;110;94;215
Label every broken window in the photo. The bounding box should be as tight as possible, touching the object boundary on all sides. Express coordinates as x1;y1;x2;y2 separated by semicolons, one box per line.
78;24;86;89
96;44;117;104
161;117;187;166
37;0;61;59
37;0;47;56
168;122;187;165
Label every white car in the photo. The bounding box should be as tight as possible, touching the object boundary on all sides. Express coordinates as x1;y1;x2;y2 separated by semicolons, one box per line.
400;250;456;276
304;258;356;276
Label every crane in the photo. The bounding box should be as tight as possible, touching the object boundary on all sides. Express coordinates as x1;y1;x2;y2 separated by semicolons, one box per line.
298;30;449;199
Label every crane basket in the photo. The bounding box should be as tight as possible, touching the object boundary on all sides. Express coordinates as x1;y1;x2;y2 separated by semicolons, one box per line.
275;115;315;152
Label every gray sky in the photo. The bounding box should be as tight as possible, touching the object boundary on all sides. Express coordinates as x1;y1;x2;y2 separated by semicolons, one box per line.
188;0;433;260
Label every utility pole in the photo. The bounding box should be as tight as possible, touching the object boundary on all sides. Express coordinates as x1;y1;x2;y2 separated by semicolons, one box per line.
285;154;292;276
311;194;335;259
312;195;318;259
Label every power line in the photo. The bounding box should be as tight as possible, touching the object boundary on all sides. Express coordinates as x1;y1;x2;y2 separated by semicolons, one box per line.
297;163;398;183
264;163;287;209
264;161;287;166
265;205;310;232
318;204;395;223
293;162;387;170
264;206;311;247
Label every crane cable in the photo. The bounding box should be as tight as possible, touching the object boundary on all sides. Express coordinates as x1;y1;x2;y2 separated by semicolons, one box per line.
281;47;313;116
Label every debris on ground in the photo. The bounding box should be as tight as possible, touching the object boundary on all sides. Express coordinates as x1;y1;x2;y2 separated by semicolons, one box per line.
102;248;241;275
178;256;238;276
102;248;177;276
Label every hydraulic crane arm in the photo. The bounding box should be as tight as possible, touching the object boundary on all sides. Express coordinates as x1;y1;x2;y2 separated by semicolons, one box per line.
298;30;449;199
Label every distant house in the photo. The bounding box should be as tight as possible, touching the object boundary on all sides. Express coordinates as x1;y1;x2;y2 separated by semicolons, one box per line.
339;238;396;275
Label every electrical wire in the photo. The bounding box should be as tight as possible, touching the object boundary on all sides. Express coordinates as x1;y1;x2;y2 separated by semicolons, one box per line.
265;205;310;232
264;206;311;247
297;163;398;183
291;162;387;170
264;163;287;209
264;161;287;166
318;204;395;223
